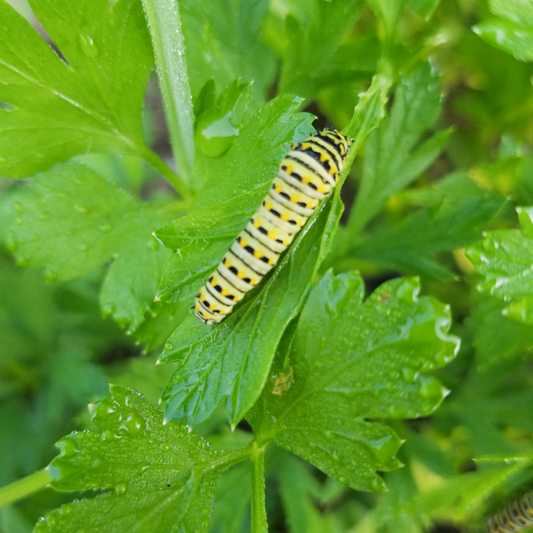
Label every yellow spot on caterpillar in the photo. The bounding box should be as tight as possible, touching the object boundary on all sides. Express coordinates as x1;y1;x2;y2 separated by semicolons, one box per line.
281;213;290;221
211;278;218;286
254;250;263;259
296;219;303;227
253;220;261;228
320;153;328;162
234;295;240;301
329;167;336;175
219;309;226;315
268;258;274;265
249;279;256;285
301;142;311;150
318;185;326;194
195;304;200;311
240;239;248;247
285;164;294;174
290;195;300;204
306;202;314;209
267;230;277;240
209;304;217;310
200;294;206;302
283;239;289;246
225;260;232;268
265;203;272;211
302;176;311;185
335;176;339;184
340;144;345;155
275;185;282;193
237;271;246;279
221;289;230;297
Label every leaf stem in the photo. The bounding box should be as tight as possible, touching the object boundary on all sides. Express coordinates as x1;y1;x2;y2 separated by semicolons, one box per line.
251;442;268;533
139;146;193;203
141;0;196;190
0;469;52;509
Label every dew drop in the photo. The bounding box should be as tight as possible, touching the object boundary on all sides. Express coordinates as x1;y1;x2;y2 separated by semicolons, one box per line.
79;34;99;58
115;482;128;495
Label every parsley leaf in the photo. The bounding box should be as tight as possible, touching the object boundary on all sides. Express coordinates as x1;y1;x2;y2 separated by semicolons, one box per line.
155;95;314;303
467;207;533;325
278;0;363;99
7;163;175;331
159;194;343;427
348;184;505;280
346;62;447;235
0;0;155;178
474;0;533;62
180;0;276;103
37;386;250;533
249;271;459;491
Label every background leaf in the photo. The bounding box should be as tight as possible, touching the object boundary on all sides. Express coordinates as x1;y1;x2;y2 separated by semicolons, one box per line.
0;0;155;178
467;207;533;325
7;163;175;331
345;63;445;236
179;0;276;104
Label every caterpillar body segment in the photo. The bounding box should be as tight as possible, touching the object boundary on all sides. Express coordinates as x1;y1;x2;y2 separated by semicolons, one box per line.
194;129;352;325
486;490;533;532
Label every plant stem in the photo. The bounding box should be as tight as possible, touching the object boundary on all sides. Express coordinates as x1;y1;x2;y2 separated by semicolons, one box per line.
251;442;268;533
0;469;52;509
343;72;391;238
140;146;193;203
141;0;196;191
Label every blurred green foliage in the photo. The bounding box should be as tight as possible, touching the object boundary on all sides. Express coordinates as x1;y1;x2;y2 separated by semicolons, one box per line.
2;0;533;532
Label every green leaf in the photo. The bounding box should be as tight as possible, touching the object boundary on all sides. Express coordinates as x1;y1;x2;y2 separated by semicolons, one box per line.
278;0;363;98
347;192;505;280
37;386;250;533
411;458;533;523
155;95;314;303
194;80;254;158
249;271;459;491
466;207;533;325
157;76;392;426
367;0;407;39
159;193;343;427
408;0;441;19
474;19;533;62
489;0;533;28
278;456;338;533
179;0;276;104
7;163;174;331
0;0;156;178
210;462;251;533
471;297;533;367
346;63;444;235
363;468;424;533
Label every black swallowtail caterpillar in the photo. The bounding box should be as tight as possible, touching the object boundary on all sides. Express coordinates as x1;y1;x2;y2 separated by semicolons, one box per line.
194;129;353;325
486;489;533;532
